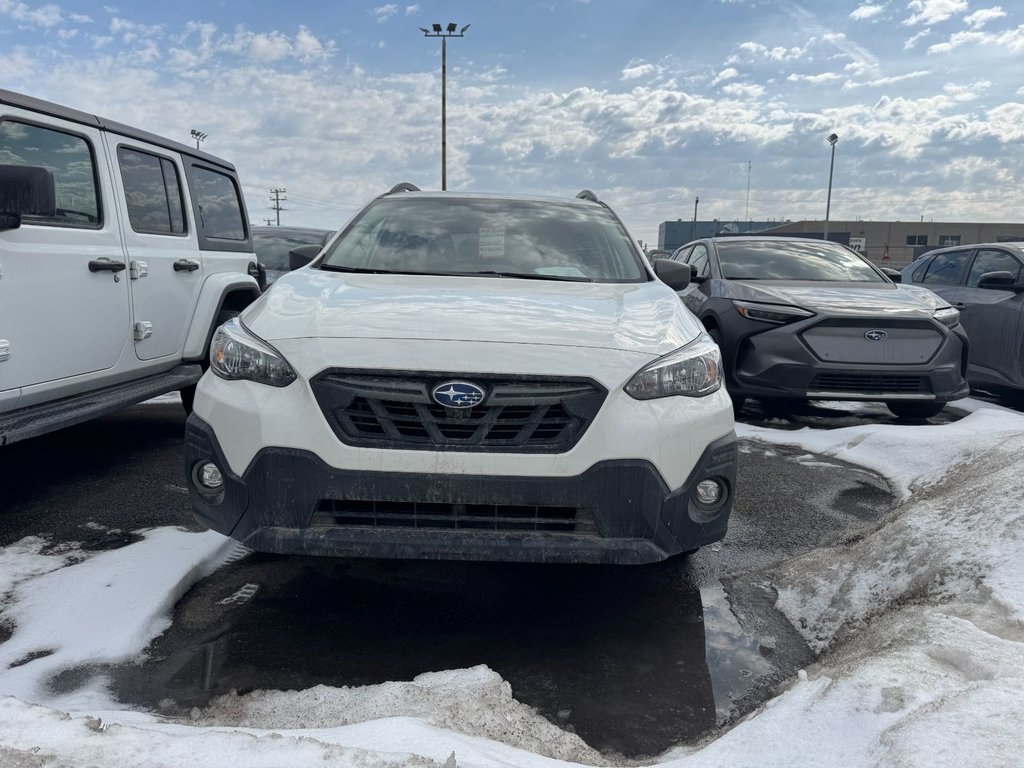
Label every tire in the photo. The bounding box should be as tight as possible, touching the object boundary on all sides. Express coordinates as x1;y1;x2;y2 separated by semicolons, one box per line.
886;401;946;420
181;309;240;415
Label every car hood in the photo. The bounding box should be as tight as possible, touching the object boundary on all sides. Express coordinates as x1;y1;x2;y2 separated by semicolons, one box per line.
245;269;701;355
725;280;951;317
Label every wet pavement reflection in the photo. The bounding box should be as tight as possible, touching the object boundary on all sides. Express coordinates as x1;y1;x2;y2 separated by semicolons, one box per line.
111;555;789;758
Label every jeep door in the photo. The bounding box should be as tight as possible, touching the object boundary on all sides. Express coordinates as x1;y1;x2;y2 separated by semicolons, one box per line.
0;113;130;396
109;140;202;361
954;248;1024;386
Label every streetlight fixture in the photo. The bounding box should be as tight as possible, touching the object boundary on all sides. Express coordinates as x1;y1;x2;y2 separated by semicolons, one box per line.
824;132;838;240
190;129;207;150
421;21;470;190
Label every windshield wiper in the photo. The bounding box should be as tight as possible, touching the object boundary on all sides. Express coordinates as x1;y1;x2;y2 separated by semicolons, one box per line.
318;264;404;275
454;270;593;282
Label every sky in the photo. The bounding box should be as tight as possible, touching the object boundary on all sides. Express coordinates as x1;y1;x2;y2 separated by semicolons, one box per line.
0;396;1023;766
1;0;1022;246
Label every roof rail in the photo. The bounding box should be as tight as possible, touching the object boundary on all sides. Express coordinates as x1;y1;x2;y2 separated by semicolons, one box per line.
387;182;421;194
575;189;599;203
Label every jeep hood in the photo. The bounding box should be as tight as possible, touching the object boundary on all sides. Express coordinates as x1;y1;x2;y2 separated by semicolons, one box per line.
243;269;701;355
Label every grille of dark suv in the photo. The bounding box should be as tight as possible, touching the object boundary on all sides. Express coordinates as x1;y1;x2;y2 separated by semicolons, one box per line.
312;498;599;535
809;372;929;394
310;370;607;452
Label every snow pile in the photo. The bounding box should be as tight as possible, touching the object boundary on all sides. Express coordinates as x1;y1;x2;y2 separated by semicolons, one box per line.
1;401;1023;766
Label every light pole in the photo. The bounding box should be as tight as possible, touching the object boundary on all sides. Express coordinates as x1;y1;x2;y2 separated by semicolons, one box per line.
824;133;838;240
744;160;751;231
190;129;207;150
691;196;699;241
420;22;470;191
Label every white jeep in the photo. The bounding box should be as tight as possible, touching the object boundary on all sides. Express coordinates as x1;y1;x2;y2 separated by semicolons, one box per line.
0;89;261;445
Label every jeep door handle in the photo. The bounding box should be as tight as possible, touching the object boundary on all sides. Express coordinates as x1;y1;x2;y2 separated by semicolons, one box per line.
173;259;201;272
88;259;127;273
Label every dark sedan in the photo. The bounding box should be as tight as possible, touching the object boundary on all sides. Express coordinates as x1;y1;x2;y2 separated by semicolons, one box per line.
672;236;970;418
901;242;1024;401
252;225;333;288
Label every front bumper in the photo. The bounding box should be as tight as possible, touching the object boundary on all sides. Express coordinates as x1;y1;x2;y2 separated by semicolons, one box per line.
185;416;737;564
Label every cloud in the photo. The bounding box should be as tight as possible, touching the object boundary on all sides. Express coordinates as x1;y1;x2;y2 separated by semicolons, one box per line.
0;0;64;27
373;4;397;23
713;67;739;85
928;24;1024;54
738;41;807;61
964;6;1006;28
904;29;931;48
722;82;766;98
787;72;843;84
621;62;656;81
850;3;886;20
842;70;930;90
404;4;419;14
903;0;967;26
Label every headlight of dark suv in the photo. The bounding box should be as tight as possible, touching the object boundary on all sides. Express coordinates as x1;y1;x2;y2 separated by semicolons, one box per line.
733;300;814;324
625;333;722;399
210;317;296;387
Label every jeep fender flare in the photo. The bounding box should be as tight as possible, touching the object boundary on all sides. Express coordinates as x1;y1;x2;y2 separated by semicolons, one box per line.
183;274;261;361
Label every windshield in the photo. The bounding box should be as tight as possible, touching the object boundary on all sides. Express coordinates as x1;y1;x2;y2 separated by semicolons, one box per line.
716;240;884;282
319;197;647;283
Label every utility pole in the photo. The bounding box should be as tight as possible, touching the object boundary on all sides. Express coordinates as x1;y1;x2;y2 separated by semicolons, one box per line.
824;133;838;241
745;161;751;231
692;196;699;241
421;22;470;190
269;188;287;226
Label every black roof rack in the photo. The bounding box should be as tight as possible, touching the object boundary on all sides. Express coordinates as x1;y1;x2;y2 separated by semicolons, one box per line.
387;182;421;194
575;189;599;203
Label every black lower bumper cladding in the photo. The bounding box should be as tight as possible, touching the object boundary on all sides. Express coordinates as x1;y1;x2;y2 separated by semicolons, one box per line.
185;415;736;564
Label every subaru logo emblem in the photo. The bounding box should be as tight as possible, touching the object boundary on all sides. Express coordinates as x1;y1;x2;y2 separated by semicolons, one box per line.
431;381;485;409
864;329;888;341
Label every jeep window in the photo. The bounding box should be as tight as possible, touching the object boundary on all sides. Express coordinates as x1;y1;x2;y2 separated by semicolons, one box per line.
118;147;186;235
321;198;647;283
0;119;100;227
190;166;245;240
715;240;882;281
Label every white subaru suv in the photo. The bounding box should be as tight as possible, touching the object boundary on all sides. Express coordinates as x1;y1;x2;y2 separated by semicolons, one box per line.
185;186;737;564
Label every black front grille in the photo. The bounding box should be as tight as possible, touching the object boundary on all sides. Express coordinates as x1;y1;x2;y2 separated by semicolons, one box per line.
311;370;606;453
810;372;929;394
312;498;599;535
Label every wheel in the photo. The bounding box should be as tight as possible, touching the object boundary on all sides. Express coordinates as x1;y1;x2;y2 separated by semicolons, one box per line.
181;309;240;415
886;401;945;420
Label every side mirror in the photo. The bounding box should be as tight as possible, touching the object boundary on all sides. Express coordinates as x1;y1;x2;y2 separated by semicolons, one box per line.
689;264;708;284
0;164;56;219
976;271;1018;291
652;258;691;291
289;244;321;271
0;212;21;231
881;267;902;283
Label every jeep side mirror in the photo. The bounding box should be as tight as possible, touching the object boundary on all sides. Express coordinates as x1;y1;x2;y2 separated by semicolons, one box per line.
977;271;1019;291
289;244;321;271
0;164;57;220
652;259;691;291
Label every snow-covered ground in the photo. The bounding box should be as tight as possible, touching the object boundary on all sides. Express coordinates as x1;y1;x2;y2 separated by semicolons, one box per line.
1;398;1022;767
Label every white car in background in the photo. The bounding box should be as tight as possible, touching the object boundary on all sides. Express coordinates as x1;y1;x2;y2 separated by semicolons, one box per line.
185;186;737;564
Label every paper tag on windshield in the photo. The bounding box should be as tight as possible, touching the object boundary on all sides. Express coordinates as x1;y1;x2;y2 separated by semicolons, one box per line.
479;223;505;259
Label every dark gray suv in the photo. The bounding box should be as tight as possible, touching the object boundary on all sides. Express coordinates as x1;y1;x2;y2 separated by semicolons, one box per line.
673;236;970;418
901;242;1024;401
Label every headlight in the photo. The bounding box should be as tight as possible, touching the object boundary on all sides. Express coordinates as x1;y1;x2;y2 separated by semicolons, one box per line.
933;306;960;328
210;317;296;387
733;300;814;324
625;333;722;399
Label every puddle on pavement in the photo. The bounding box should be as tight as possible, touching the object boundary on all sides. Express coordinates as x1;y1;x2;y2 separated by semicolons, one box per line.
105;555;807;759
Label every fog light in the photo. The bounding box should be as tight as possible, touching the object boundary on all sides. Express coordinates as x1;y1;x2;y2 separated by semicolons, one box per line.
695;478;723;506
197;462;224;490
